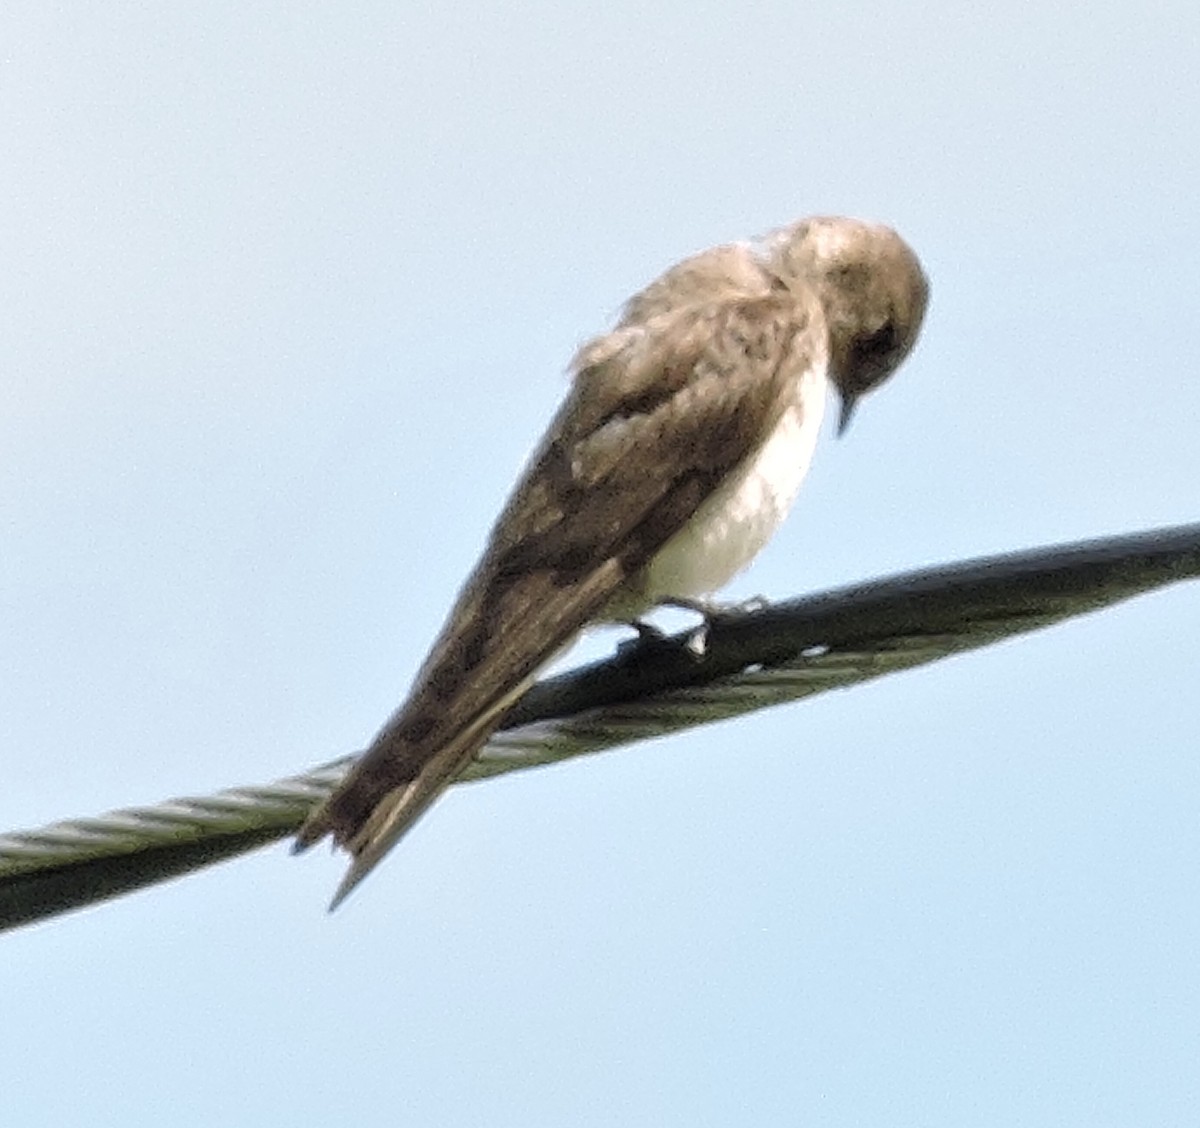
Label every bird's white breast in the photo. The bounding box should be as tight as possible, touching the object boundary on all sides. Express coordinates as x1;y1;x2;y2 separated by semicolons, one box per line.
624;359;828;612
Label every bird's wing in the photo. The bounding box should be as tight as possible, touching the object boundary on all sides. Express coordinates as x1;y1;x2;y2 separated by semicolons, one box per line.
296;290;824;907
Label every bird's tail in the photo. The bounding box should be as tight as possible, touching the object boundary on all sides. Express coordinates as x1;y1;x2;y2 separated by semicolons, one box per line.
295;677;534;910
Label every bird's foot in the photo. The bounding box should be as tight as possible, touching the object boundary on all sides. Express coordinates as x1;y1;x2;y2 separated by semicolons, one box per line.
617;597;769;664
642;595;770;659
617;618;673;656
617;618;707;664
658;593;770;623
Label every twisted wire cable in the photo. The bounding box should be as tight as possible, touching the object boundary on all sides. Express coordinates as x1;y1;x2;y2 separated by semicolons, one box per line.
3;521;1198;932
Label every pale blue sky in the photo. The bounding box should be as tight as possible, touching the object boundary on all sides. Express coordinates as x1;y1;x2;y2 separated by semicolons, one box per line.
3;3;1199;1125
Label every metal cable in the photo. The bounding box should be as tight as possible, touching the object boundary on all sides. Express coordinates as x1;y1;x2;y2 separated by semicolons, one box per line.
3;521;1198;931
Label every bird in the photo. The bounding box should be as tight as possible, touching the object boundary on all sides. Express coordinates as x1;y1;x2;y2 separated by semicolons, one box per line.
295;215;929;908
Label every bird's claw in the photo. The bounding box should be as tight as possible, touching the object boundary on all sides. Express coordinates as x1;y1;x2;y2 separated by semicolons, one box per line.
659;593;770;622
617;619;670;656
618;618;707;664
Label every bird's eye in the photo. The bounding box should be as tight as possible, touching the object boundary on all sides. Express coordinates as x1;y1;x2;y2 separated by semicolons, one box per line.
858;321;897;356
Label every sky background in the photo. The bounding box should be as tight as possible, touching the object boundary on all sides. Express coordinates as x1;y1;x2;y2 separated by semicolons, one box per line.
3;3;1199;1125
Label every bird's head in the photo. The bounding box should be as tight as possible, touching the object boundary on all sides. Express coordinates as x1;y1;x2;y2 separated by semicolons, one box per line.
770;217;929;435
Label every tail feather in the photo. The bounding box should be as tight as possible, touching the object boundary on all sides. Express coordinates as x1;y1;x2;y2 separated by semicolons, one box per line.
299;677;535;910
326;739;476;911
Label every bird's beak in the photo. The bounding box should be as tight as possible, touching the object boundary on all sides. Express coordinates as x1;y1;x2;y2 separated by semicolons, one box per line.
836;394;858;438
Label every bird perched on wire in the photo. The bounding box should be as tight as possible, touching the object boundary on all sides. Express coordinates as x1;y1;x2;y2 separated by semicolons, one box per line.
295;215;929;908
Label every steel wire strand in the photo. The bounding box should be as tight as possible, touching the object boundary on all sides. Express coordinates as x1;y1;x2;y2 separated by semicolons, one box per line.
2;521;1197;931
